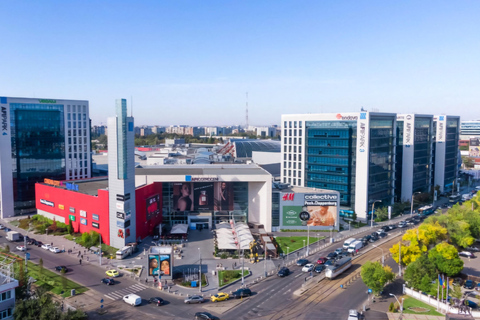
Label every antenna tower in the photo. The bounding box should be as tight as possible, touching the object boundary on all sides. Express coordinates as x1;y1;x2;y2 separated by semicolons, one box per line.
245;92;249;130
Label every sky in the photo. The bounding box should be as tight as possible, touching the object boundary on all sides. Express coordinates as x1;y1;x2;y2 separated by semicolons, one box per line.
1;1;479;127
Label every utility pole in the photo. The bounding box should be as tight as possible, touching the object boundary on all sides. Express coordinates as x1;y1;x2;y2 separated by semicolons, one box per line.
264;254;267;277
199;248;202;293
99;235;102;266
241;249;245;287
306;224;310;256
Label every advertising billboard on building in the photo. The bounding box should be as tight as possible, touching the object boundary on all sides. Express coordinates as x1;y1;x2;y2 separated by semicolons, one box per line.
146;194;160;220
281;193;339;228
173;182;234;212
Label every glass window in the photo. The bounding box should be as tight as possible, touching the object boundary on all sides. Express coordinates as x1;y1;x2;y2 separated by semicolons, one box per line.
73;113;76;121
294;129;297;136
294;121;297;128
72;105;76;112
83;113;86;120
299;121;302;128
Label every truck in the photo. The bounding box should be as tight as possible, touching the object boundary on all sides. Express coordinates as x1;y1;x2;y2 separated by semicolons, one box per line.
347;240;363;253
343;238;357;250
6;231;21;242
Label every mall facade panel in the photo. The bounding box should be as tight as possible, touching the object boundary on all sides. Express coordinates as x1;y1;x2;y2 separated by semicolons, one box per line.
433;115;460;193
281;112;397;221
0;96;91;218
395;114;434;202
135;164;273;232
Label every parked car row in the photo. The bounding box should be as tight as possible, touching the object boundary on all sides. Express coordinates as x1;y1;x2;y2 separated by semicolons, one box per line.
41;243;61;253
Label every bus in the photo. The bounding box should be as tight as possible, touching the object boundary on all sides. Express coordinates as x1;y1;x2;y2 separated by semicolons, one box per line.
116;246;133;260
418;205;435;216
325;256;352;279
449;194;461;203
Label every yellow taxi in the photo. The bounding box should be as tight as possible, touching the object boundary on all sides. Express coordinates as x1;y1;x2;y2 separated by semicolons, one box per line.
106;269;120;277
211;292;229;302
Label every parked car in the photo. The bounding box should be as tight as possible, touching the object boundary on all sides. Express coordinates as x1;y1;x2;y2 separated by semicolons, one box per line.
49;247;61;253
148;297;165;306
101;278;115;285
464;280;475;289
381;226;390;233
388;225;397;230
36;241;43;247
326;252;338;260
362;235;372;243
466;246;480;252
194;312;220;320
302;264;314;272
277;267;290;277
465;300;478;309
184;295;205;304
27;239;36;245
231;288;252;299
369;236;378;243
378;232;388;239
16;245;26;252
211;292;229;302
41;244;51;250
324;259;333;266
55;266;68;273
398;221;407;228
106;269;120;277
296;259;309;266
459;251;476;258
375;229;384;235
314;265;325;273
317;257;327;265
0;225;4;230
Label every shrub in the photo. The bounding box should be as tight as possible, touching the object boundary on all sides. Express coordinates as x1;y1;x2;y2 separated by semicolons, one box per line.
220;253;228;259
389;302;396;312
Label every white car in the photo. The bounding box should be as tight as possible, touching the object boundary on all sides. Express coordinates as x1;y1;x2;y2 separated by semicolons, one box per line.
459;251;475;258
49;247;61;253
41;244;51;250
16;245;26;252
0;225;4;230
302;263;315;272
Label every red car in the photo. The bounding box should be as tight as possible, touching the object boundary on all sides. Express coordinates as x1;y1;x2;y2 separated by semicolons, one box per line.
317;257;327;264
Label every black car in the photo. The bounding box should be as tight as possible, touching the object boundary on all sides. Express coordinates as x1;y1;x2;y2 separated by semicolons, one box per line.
388;225;397;230
326;252;337;260
194;312;220;320
464;280;475;290
149;297;165;306
378;232;388;238
277;267;290;277
362;235;371;243
324;259;333;266
381;226;390;233
371;232;379;238
101;278;115;285
54;266;68;273
232;288;252;299
314;265;325;273
296;259;309;266
36;241;43;247
27;238;36;245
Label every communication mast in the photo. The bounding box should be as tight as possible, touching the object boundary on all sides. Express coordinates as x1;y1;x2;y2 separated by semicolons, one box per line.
245;92;249;130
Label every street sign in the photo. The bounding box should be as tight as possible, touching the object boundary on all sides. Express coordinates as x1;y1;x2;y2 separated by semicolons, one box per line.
368;289;372;294
100;299;104;303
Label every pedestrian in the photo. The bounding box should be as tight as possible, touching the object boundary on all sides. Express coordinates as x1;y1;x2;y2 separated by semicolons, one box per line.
145;278;148;284
87;256;89;262
81;255;83;259
79;259;82;265
84;249;86;254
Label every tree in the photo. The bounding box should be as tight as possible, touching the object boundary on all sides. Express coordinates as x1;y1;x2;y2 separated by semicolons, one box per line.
39;258;44;280
16;262;29;300
374;207;388;222
14;286;87;320
428;242;464;277
403;254;437;291
5;245;9;253
360;261;395;294
67;219;73;235
462;156;475;169
351;212;357;222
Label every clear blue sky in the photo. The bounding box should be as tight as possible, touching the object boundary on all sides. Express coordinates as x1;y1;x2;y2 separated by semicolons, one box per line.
1;1;479;126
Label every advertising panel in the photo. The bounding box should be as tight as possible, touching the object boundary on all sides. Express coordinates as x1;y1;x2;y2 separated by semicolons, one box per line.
305;205;337;227
282;206;303;226
80;218;87;225
148;254;172;277
173;182;234;212
92;222;99;229
80;210;87;217
146;194;160;220
282;193;339;227
92;214;99;221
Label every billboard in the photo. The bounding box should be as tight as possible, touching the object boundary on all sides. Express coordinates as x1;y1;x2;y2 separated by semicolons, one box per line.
146;194;160;220
148;254;172;277
281;193;339;227
173;182;234;212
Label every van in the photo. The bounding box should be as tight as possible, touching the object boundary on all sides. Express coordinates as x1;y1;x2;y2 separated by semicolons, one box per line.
343;238;357;250
347;240;363;253
123;294;142;306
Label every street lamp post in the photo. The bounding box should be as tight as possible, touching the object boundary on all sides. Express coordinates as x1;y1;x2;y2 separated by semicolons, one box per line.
199;248;202;293
317;233;320;248
349;221;351;231
372;244;384;266
306;224;310;256
410;192;421;216
303;240;305;256
286;246;289;265
389;293;404;319
371;200;381;228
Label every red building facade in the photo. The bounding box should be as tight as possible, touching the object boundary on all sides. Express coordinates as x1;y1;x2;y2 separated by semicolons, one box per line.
35;181;163;246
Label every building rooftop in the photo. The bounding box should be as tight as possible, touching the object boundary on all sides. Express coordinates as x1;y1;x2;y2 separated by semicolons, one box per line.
135;163;271;176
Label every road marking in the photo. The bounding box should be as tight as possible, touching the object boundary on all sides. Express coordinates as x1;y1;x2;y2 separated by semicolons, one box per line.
295;273;303;278
104;283;149;301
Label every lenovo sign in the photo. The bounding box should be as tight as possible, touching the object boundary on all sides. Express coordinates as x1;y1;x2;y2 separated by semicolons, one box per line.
336;114;358;121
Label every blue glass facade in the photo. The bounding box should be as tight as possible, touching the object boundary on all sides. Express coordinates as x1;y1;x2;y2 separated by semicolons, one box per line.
10;103;65;212
305;121;357;207
444;118;459;187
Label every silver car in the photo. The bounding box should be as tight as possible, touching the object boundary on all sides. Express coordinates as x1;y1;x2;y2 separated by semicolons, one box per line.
184;295;205;304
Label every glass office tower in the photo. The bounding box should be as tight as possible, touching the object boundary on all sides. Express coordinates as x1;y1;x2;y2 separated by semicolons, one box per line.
0;97;91;217
433;115;460;192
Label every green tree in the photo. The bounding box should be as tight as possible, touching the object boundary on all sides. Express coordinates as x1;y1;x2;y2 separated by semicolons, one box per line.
403;254;437;291
16;262;29;300
81;232;91;248
360;261;395;294
67;219;73;235
5;245;9;253
374;207;388;221
428;242;464;277
38;258;44;279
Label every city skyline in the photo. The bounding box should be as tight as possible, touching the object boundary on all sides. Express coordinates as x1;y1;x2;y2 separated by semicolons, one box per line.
1;1;479;126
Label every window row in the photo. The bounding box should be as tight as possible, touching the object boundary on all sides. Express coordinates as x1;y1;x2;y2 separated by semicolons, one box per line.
307;156;348;165
283;169;302;178
68;145;87;152
0;308;12;319
68;129;88;137
284;154;302;161
0;291;11;302
284;145;302;153
283;177;301;186
283;137;303;145
283;161;302;170
308;129;351;138
67;105;87;113
67;121;88;129
283;129;303;137
307;147;349;156
307;139;350;147
68;137;88;145
68;169;88;176
307;173;348;184
284;121;303;129
67;113;87;120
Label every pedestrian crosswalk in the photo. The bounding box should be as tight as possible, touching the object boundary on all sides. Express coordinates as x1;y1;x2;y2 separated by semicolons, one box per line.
104;283;148;300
